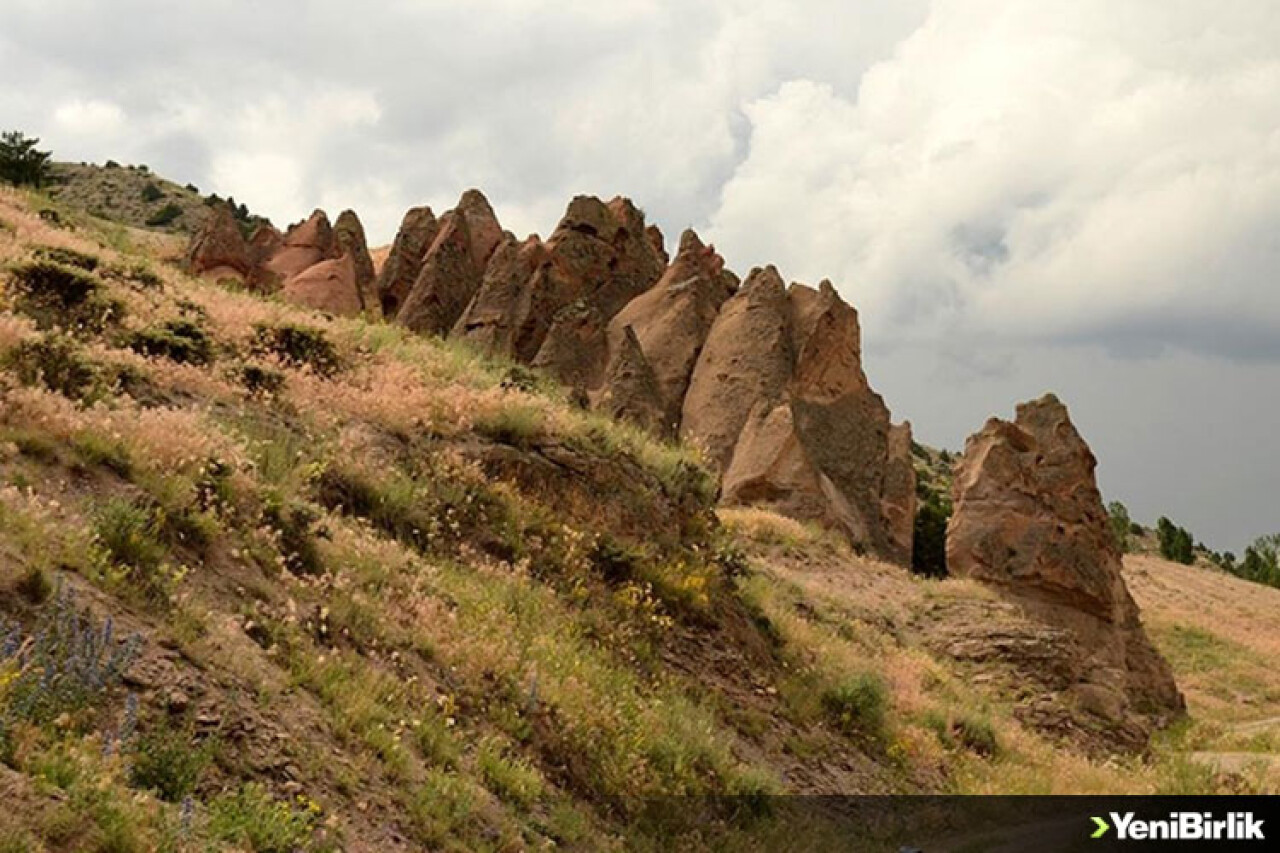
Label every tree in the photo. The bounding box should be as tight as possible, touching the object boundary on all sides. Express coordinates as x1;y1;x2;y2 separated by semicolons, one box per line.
1238;535;1280;588
912;484;951;578
1106;501;1131;553
1156;516;1195;565
0;130;52;188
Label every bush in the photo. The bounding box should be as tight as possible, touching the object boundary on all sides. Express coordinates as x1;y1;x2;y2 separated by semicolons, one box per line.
236;363;286;396
820;673;887;742
1237;535;1280;588
33;245;100;272
251;323;340;376
0;130;51;188
139;182;164;203
5;260;123;333
473;401;546;448
144;203;183;228
94;498;166;577
261;495;325;575
129;318;213;365
128;719;215;801
1156;517;1194;565
207;783;320;853
6;335;101;400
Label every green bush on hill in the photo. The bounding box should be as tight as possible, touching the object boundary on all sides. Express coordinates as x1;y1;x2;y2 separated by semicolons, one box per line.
0;130;51;188
1156;517;1195;565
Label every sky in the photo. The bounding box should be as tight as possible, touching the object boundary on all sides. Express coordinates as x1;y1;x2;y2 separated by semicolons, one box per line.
3;0;1278;552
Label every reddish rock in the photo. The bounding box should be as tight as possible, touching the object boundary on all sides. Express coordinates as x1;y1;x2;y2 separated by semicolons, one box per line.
333;210;376;312
376;206;438;317
607;230;735;431
680;266;793;472
530;301;608;392
186;204;252;280
279;255;363;317
453;195;666;374
454;189;504;270
593;326;667;436
946;394;1184;742
396;212;482;336
646;224;669;266
264;210;338;281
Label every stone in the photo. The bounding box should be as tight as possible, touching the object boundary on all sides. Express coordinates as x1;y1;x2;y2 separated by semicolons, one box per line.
396;212;482;335
279;255;363;317
946;393;1184;743
333;209;376;311
594;326;667;436
376;206;438;317
264;210;338;282
607;229;735;430
186;203;252;280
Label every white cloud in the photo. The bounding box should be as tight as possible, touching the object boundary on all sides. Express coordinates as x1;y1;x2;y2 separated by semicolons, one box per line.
708;0;1280;359
53;98;125;135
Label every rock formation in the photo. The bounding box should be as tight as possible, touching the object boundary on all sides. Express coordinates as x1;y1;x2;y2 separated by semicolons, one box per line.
279;255;362;316
392;190;505;335
186;203;252;280
944;393;1183;746
376;206;438;317
333;210;375;311
606;230;736;431
264;210;338;282
594;326;667;436
453;195;666;377
681;273;914;563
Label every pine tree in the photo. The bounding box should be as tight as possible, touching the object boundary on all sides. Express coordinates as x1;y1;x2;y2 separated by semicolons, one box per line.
0;131;52;188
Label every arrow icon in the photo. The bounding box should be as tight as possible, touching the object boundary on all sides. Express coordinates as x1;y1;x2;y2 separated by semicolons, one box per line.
1091;816;1110;839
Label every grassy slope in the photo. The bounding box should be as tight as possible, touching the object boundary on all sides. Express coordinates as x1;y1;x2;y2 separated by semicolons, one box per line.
0;186;1274;853
43;162;220;237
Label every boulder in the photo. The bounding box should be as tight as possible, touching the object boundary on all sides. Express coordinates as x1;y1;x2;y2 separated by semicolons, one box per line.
593;326;667;435
333;210;376;312
946;393;1184;744
607;229;735;430
454;189;504;270
530;301;608;392
186;204;252;280
376;206;438;317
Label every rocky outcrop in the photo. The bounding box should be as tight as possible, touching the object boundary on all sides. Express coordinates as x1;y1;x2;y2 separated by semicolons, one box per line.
453;195;666;378
333;210;375;312
376;206;438;317
186;204;252;280
279;255;363;317
944;394;1183;747
264;210;338;282
594;326;667;435
606;230;735;431
682;272;914;563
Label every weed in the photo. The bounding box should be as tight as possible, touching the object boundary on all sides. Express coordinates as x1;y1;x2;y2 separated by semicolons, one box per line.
4;260;123;333
477;737;544;808
128;718;215;802
252;323;340;376
473;400;546;448
15;564;52;605
207;783;320;853
129;319;213;365
261;495;325;575
821;673;888;742
5;334;101;400
33;245;99;271
94;498;165;576
71;431;133;477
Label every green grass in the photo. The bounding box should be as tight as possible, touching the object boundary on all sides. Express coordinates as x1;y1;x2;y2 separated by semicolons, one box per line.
820;673;888;743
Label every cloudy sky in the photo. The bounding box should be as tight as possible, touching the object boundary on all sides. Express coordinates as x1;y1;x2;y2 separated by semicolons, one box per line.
3;0;1278;552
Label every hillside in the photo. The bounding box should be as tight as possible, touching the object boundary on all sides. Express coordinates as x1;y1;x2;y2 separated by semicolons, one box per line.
1;185;1277;852
42;162;262;238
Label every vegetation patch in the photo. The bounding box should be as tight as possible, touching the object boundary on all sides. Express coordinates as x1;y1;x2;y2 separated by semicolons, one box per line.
5;334;101;401
33;244;99;272
252;322;340;376
4;259;123;333
129;318;213;365
820;673;888;744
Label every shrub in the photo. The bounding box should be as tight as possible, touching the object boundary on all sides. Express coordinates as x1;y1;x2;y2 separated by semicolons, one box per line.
5;260;123;333
5;334;101;400
1106;501;1131;553
251;323;340;376
128;718;215;801
207;783;320;853
820;673;887;742
477;737;544;808
1156;517;1194;565
0;590;143;728
144;203;183;228
129;318;213;365
236;363;286;396
140;182;164;203
261;495;325;575
473;401;546;448
15;564;53;605
33;245;99;272
94;498;165;576
0;130;51;188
